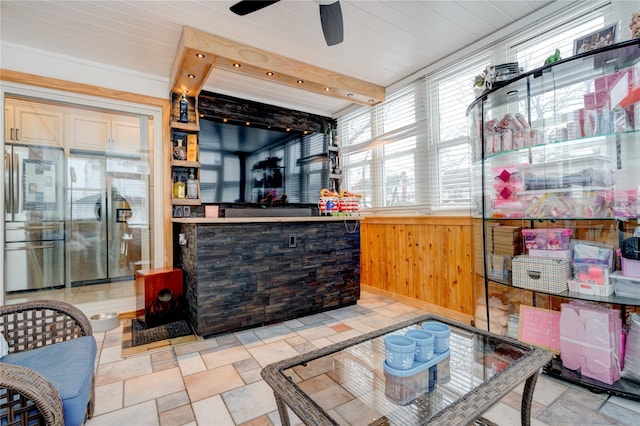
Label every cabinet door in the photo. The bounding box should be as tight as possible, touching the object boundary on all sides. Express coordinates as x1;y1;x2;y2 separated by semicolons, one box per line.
65;113;110;151
5;104;15;143
110;115;140;154
11;101;63;147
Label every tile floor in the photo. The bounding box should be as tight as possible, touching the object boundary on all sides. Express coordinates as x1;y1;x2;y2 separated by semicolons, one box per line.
7;284;640;426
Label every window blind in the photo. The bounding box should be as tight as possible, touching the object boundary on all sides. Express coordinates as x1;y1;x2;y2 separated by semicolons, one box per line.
338;78;428;210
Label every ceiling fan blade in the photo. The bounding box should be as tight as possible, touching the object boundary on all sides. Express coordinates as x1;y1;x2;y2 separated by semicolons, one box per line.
230;0;280;16
319;0;344;46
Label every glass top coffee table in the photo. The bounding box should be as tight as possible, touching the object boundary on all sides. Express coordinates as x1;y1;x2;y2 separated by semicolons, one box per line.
262;314;552;426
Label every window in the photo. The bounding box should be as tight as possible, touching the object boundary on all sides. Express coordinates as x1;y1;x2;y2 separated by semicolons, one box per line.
339;79;427;210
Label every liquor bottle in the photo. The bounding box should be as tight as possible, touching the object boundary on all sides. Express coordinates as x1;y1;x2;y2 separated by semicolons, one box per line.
179;94;188;123
186;169;198;199
174;139;186;160
173;173;186;199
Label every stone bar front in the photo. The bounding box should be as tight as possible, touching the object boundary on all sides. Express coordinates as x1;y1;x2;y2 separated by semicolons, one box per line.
173;216;361;337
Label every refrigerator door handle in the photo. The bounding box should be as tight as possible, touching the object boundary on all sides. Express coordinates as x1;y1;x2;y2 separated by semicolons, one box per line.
5;151;11;215
13;153;19;214
5;242;55;251
23;224;57;230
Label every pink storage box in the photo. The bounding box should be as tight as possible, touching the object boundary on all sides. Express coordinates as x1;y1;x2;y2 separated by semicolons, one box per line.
621;257;640;279
522;228;572;250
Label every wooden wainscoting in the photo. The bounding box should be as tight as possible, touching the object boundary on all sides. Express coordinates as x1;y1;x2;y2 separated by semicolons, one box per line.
360;216;474;320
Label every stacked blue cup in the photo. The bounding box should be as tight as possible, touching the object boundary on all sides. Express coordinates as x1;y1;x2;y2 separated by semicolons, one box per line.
405;329;435;362
384;334;416;370
422;321;450;354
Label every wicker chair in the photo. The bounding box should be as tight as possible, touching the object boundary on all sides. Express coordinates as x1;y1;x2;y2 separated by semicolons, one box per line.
0;300;96;426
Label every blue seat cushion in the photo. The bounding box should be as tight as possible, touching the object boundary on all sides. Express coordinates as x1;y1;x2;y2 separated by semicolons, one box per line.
2;336;96;426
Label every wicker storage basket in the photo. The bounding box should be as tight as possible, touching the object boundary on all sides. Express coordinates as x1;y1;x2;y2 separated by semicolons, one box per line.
512;256;570;294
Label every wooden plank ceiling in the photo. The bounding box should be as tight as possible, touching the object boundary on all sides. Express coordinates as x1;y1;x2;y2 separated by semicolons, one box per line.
0;0;555;116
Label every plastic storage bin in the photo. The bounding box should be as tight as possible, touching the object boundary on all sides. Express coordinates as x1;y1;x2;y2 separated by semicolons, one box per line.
572;261;610;285
610;271;640;299
522;228;572;250
567;279;614;296
572;240;614;270
528;249;572;260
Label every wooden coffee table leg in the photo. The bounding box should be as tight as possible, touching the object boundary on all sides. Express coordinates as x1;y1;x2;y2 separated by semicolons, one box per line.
274;392;291;426
520;372;539;426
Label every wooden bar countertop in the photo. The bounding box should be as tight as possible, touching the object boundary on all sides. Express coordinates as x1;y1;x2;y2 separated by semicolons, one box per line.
171;215;362;224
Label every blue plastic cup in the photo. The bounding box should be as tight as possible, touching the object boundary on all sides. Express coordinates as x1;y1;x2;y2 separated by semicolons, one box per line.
406;329;435;362
384;334;416;370
422;321;450;354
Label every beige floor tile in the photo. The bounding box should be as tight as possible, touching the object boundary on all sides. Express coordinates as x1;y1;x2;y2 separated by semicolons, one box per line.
159;403;195;426
309;337;333;348
98;343;123;365
93;381;123;416
86;399;158;426
248;340;299;367
124;367;185;406
222;380;277;424
201;345;252;370
192;395;235;426
95;354;152;386
483;401;552;426
239;367;263;384
296;324;337;341
157;390;191;413
327;329;363;343
184;364;245;402
177;352;207;376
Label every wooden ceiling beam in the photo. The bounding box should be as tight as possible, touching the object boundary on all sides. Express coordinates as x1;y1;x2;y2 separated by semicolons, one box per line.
170;26;385;106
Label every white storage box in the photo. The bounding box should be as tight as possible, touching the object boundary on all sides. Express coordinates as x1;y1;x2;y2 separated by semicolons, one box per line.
529;249;572;260
567;279;614;296
610;271;640;299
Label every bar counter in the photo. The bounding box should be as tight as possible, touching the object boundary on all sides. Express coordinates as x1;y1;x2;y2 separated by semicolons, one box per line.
173;215;361;337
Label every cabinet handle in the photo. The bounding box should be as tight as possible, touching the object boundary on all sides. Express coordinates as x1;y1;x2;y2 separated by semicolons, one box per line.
10;128;14;141
15;128;19;141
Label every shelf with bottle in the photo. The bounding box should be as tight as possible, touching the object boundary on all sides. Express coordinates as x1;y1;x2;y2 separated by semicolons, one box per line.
171;130;200;168
170;92;199;131
172;166;200;206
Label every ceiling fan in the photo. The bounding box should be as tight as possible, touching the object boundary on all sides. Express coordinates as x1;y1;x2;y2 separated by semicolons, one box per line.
229;0;344;46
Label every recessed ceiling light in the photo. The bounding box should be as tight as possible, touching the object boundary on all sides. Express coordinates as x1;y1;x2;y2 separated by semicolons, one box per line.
296;80;304;84
286;128;291;131
347;93;354;97
266;71;274;76
324;87;330;91
187;74;196;79
233;63;242;68
195;53;205;58
368;99;375;103
223;118;228;123
246;121;250;126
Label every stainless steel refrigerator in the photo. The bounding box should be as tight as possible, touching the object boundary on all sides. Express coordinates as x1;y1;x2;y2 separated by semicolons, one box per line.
68;153;148;284
4;144;65;292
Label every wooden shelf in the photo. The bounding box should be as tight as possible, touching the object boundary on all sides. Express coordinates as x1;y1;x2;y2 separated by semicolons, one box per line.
171;160;200;168
170;121;200;132
171;198;201;206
